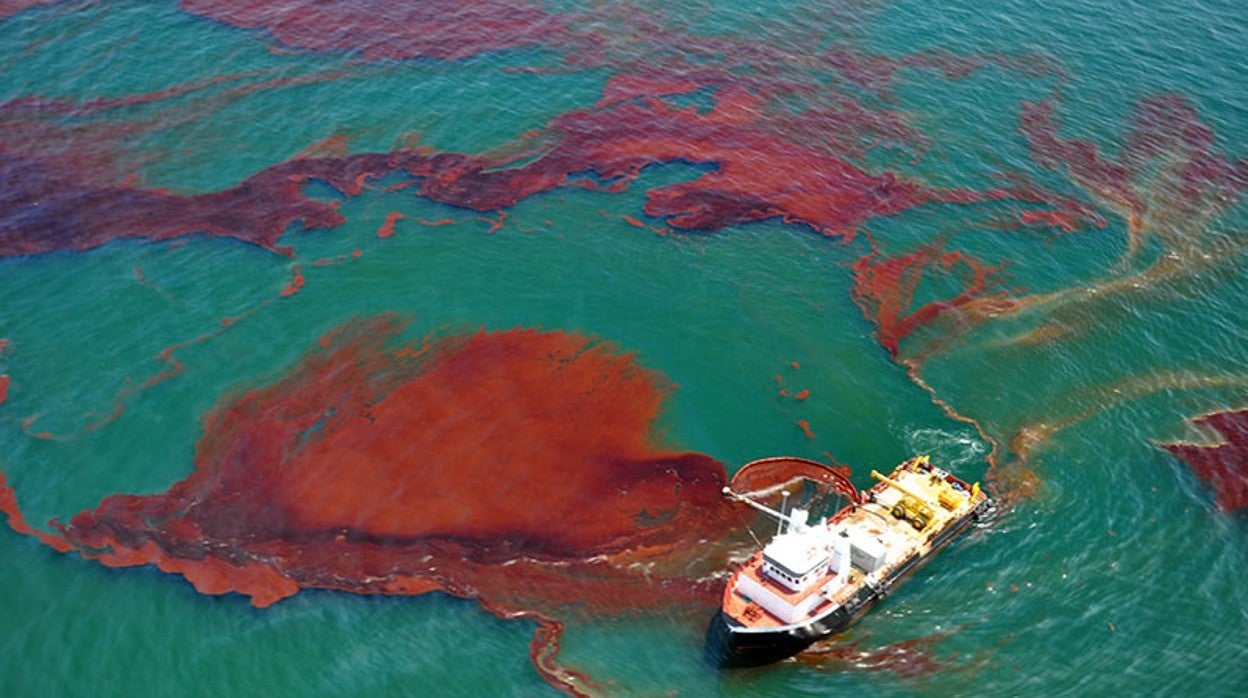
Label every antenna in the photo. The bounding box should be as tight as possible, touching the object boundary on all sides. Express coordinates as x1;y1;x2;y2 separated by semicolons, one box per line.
779;490;790;534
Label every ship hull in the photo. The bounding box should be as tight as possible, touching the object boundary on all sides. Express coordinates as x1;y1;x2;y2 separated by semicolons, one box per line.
707;497;986;668
706;598;857;667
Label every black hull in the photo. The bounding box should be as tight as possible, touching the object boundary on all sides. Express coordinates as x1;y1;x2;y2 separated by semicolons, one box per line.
707;500;986;668
705;598;858;668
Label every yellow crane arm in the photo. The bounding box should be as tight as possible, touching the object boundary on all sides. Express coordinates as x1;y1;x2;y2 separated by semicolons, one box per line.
870;469;935;507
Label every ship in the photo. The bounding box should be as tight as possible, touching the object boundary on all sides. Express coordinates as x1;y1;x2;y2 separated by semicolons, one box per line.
706;455;990;667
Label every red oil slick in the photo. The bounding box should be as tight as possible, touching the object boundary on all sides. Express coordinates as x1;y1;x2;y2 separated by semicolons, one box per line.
273;84;944;241
2;42;1085;260
2;53;1092;264
1020;94;1248;251
543;88;942;238
279;265;305;296
0;473;72;552
0;151;343;257
417;217;456;227
0;317;747;689
1017;208;1080;233
1162;409;1248;512
850;245;1013;358
376;211;404;239
0;374;9;405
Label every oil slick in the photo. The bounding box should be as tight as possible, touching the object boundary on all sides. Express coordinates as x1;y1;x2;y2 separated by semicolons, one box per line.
0;316;746;691
1162;409;1248;513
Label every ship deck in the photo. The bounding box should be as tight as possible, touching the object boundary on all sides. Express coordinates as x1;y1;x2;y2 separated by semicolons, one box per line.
723;463;983;631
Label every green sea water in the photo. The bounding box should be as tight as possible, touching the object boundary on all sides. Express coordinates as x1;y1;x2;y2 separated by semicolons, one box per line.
1;1;1246;696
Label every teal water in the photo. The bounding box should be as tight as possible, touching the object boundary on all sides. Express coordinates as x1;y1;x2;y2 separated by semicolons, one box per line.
2;1;1246;696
